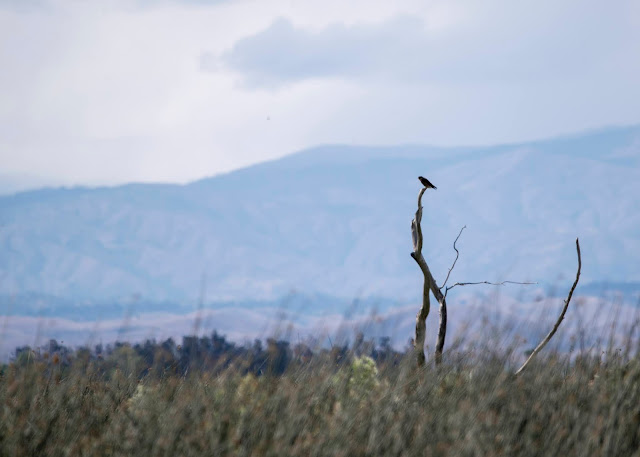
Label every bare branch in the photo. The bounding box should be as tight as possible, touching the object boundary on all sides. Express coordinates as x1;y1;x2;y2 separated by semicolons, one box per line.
440;225;466;291
444;280;537;298
515;238;581;376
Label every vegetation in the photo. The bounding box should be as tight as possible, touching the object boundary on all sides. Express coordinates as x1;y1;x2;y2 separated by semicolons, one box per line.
2;329;639;456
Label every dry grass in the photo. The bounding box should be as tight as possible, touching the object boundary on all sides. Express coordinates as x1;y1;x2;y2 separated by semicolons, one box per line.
2;337;640;457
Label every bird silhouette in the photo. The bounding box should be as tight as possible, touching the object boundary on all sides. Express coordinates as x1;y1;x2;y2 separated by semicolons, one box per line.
418;176;437;189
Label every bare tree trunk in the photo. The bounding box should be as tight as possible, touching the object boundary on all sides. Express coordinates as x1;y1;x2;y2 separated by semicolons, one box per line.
411;188;429;366
410;188;448;365
515;238;581;375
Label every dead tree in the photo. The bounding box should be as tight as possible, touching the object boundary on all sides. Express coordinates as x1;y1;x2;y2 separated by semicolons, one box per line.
410;184;575;369
410;187;448;366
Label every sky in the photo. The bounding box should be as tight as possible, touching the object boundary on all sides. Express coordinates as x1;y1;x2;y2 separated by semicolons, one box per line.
1;0;639;187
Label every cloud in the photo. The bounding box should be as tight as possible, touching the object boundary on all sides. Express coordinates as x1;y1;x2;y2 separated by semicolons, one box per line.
219;16;428;86
217;2;639;88
1;0;639;187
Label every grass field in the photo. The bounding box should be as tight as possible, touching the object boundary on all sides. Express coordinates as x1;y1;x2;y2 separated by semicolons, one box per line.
2;332;639;457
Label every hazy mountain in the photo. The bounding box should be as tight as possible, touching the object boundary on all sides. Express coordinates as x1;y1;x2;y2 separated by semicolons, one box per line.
1;125;639;311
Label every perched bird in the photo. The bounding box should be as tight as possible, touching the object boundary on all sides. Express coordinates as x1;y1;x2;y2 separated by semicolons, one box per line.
418;176;437;189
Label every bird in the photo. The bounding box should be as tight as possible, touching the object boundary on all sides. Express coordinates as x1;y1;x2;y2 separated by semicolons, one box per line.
418;176;437;189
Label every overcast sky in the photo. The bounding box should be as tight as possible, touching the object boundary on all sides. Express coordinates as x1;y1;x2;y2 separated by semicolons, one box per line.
1;0;639;186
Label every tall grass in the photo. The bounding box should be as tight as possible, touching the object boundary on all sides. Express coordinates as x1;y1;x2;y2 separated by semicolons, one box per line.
1;329;639;456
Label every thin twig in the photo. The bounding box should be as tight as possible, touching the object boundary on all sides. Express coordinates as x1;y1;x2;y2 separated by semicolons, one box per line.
515;238;581;376
444;280;537;298
440;225;466;291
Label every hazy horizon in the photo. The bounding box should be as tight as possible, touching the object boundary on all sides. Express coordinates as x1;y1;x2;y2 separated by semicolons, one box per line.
2;0;639;187
2;122;638;194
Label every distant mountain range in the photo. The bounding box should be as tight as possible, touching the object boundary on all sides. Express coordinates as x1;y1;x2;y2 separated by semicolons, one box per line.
1;125;639;314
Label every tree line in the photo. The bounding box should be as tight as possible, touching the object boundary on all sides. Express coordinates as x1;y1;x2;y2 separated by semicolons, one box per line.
9;331;406;378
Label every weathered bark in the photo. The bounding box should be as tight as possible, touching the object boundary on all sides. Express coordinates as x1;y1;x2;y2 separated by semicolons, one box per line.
410;187;448;365
411;188;429;365
515;238;581;375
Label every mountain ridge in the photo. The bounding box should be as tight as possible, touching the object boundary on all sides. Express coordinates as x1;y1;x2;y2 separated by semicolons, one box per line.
1;125;639;310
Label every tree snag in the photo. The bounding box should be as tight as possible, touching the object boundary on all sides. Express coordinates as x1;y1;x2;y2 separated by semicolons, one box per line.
515;238;582;375
410;185;537;367
410;187;448;366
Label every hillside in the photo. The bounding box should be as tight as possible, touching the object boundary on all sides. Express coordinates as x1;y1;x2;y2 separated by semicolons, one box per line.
1;125;639;308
